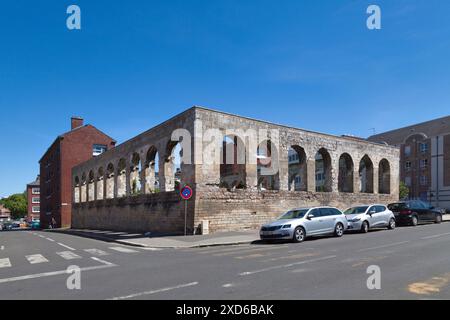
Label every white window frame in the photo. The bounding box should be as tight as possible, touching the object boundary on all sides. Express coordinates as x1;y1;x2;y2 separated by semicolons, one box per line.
93;144;107;157
32;188;40;194
420;143;428;153
32;197;40;204
32;206;40;213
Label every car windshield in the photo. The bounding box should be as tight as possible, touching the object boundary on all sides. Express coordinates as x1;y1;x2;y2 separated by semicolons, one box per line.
344;206;369;215
278;209;309;220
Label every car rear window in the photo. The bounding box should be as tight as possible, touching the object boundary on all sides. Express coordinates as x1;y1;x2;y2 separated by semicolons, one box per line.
388;203;409;211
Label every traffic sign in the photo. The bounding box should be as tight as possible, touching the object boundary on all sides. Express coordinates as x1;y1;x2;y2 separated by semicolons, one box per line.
180;185;193;200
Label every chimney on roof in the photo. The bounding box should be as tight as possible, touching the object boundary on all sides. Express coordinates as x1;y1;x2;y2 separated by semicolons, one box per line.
71;117;84;130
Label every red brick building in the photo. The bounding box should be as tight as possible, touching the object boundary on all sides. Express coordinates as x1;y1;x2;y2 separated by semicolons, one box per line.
26;175;41;222
39;117;115;228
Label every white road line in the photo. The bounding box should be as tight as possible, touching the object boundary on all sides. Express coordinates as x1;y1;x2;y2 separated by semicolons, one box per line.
0;257;116;285
357;241;410;252
421;232;450;240
56;251;81;260
109;247;138;253
25;254;49;264
0;246;4;251
38;235;45;238
91;257;115;266
109;282;199;300
239;255;337;276
46;238;55;242
84;249;109;256
0;258;11;268
57;243;76;251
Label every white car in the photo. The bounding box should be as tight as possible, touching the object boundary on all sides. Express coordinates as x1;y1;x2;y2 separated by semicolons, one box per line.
345;204;396;233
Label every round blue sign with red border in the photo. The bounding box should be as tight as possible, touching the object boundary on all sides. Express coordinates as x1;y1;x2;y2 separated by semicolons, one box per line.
180;185;193;200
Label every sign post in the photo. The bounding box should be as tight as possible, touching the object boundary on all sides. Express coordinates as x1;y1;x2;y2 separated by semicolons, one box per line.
180;185;193;236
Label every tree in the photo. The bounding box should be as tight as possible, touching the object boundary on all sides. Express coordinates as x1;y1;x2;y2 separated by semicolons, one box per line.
399;181;409;200
0;193;27;219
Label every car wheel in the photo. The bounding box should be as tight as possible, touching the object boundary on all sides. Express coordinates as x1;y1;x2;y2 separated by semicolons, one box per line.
435;214;442;224
388;218;396;230
334;223;344;237
411;215;418;226
292;227;305;243
361;221;369;233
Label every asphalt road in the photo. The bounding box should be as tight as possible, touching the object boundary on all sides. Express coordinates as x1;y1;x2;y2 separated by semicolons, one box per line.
1;221;450;300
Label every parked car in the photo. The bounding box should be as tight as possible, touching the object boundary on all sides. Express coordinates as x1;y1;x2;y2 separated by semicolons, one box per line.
260;207;348;243
30;220;40;230
344;205;396;233
388;200;443;226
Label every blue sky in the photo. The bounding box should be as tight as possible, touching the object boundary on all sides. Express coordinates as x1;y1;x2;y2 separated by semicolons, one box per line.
1;0;450;197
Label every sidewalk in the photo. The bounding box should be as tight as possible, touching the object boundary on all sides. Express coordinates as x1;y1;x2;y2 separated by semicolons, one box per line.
46;228;261;249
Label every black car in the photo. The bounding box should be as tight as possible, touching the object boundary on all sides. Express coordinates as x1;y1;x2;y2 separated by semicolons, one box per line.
388;200;443;226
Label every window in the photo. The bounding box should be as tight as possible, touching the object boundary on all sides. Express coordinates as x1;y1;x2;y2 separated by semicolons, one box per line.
404;145;411;157
32;197;40;204
375;206;386;213
405;176;412;187
32;206;40;213
420;159;428;169
32;188;40;194
420;175;428;186
420;143;428;153
93;144;107;157
405;161;411;171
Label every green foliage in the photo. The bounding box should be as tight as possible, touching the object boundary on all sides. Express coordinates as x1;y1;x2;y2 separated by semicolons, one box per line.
399;181;409;200
1;193;28;219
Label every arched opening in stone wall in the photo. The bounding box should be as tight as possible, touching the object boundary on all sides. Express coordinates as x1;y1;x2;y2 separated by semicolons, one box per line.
145;146;159;193
338;153;354;193
288;145;307;191
74;176;80;203
106;163;115;199
130;153;142;195
97;167;104;200
88;170;95;201
220;135;247;190
315;148;332;192
117;159;127;197
163;141;182;192
257;140;280;191
379;159;391;194
359;155;374;193
80;173;87;202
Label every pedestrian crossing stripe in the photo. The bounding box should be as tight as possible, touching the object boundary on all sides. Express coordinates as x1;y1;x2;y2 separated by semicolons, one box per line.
84;249;109;256
25;254;49;264
109;247;138;253
0;258;11;268
56;251;81;260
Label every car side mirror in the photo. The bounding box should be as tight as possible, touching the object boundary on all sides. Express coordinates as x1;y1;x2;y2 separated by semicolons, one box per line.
307;214;314;220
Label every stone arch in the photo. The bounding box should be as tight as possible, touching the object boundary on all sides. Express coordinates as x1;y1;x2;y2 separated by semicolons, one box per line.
97;167;104;200
130;152;142;195
315;148;332;192
338;153;354;193
359;155;374;193
106;163;115;199
288;145;307;191
162;141;182;192
80;173;87;202
257;140;280;191
88;170;95;201
144;146;159;193
220;135;247;190
74;176;80;203
117;159;127;197
379;159;391;194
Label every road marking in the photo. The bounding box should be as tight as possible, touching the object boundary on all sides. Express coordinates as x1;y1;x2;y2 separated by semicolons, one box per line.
239;255;337;276
0;257;116;285
408;273;450;296
46;238;55;242
56;251;81;260
84;249;109;256
261;252;319;263
0;246;4;250
38;235;45;238
25;254;49;264
351;256;388;268
91;257;115;266
358;241;409;252
421;232;450;240
109;247;138;253
57;243;76;251
108;282;199;300
0;258;11;268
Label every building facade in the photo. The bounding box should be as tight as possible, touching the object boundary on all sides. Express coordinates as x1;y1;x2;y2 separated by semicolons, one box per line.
0;204;11;222
72;107;400;234
26;175;40;222
369;115;450;211
39;117;116;229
